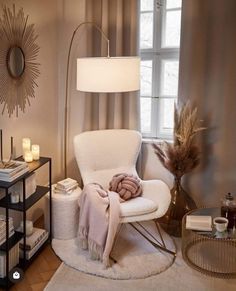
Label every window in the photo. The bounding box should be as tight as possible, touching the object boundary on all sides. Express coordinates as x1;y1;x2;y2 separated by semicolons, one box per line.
140;0;182;138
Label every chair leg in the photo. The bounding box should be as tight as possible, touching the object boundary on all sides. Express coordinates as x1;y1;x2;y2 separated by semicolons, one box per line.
110;220;176;265
155;220;166;248
129;221;176;257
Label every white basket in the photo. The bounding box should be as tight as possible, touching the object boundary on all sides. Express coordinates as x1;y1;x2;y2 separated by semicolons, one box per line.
0;243;19;278
9;172;36;202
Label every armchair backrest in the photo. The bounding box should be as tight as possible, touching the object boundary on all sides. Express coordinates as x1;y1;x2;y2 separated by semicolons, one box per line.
74;129;142;189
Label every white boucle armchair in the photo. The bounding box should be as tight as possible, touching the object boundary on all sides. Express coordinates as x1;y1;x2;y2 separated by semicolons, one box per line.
74;129;176;257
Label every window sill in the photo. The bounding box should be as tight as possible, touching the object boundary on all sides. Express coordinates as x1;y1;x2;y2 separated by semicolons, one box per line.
142;137;173;144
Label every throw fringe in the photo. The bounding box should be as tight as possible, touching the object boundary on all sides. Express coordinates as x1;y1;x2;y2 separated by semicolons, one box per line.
88;238;104;262
78;226;104;262
78;226;88;249
102;254;110;268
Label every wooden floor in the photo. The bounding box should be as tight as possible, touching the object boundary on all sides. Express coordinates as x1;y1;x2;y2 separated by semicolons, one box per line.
0;216;61;291
10;244;61;291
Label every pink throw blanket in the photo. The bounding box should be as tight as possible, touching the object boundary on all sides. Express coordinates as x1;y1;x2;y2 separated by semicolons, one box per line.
78;183;120;267
78;174;142;267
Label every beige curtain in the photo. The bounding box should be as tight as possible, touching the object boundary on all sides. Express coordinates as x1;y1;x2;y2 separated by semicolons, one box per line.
178;0;236;206
65;0;140;179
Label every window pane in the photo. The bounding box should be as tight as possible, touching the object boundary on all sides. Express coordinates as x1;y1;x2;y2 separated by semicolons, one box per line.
163;10;181;47
141;0;154;11
161;60;179;96
141;98;152;133
160;98;175;130
166;0;182;9
141;60;153;96
140;12;153;49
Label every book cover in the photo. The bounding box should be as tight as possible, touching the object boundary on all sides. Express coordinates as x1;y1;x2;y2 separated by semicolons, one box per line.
57;178;77;189
0;161;28;173
54;184;78;194
186;215;212;231
0;167;29;182
19;228;47;250
19;231;49;260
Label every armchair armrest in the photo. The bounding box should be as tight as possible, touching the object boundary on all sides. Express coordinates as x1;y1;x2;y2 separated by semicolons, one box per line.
141;179;171;218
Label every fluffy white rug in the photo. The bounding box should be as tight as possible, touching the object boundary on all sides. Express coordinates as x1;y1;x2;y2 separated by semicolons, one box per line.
52;222;176;279
46;241;236;291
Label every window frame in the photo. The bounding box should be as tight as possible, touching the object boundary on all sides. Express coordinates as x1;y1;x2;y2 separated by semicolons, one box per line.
140;0;181;139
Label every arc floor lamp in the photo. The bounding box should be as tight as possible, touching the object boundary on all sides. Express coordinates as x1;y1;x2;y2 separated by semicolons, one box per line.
64;22;140;178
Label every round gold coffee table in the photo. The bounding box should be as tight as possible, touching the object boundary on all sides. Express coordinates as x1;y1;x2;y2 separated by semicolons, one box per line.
182;207;236;278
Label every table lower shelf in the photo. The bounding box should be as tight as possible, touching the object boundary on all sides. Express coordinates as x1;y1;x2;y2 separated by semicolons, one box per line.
0;185;50;211
0;231;23;251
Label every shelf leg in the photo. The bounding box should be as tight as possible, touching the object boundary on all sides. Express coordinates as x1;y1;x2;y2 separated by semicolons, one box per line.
6;188;9;289
49;159;52;242
23;178;26;265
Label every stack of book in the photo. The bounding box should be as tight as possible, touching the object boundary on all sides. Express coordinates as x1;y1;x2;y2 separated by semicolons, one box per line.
186;215;212;231
0;161;29;182
0;243;19;278
0;215;15;246
19;228;49;260
54;178;78;194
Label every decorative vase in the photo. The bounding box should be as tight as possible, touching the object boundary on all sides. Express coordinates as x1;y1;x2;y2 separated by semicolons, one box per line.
162;177;197;237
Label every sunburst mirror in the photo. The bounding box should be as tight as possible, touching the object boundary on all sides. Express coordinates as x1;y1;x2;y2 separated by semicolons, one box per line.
0;4;40;117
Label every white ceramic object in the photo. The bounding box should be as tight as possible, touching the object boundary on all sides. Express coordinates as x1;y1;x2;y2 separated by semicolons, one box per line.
20;220;33;236
32;144;40;160
213;217;228;232
22;138;31;153
24;151;33;163
10;192;20;204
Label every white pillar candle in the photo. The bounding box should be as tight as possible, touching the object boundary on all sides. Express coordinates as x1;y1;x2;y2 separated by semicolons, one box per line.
32;144;40;160
10;192;20;204
22;138;31;157
20;220;33;236
24;151;33;162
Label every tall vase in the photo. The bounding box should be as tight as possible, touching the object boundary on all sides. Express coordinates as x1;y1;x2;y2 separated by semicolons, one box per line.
165;177;197;237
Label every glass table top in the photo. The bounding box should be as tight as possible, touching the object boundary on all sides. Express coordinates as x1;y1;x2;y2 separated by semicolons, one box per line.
188;207;236;239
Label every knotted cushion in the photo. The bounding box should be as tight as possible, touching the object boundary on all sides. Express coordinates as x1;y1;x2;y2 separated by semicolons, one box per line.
109;173;142;201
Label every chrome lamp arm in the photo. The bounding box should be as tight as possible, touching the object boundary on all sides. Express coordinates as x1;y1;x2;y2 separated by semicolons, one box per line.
64;22;110;178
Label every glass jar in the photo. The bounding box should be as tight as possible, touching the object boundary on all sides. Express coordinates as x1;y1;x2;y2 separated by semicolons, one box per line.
221;193;236;229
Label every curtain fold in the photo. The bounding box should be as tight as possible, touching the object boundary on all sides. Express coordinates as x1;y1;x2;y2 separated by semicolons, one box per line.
67;0;140;179
178;0;236;206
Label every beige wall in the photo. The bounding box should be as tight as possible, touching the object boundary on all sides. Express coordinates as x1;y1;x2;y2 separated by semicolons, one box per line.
0;0;60;222
0;0;60;181
57;0;87;180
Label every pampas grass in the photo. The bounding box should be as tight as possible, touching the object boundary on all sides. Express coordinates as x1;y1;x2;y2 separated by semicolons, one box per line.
153;102;205;179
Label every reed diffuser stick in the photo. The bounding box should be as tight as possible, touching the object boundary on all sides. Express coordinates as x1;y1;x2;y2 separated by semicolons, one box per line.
10;136;13;160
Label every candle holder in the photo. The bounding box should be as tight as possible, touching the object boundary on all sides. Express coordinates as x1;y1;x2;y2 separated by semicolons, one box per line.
22;138;31;159
24;151;33;163
32;144;40;160
0;129;15;169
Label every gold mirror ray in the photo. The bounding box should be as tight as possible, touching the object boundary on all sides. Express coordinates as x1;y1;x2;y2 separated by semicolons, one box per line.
0;4;40;117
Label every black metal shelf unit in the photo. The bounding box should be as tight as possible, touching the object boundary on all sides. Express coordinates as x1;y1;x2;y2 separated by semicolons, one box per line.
0;156;52;289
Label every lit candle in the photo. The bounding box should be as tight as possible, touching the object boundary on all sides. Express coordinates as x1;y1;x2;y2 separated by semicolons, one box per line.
22;138;31;157
24;151;33;163
32;144;40;160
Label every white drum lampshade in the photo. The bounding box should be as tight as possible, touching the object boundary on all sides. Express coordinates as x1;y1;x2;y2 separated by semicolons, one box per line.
77;57;140;93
